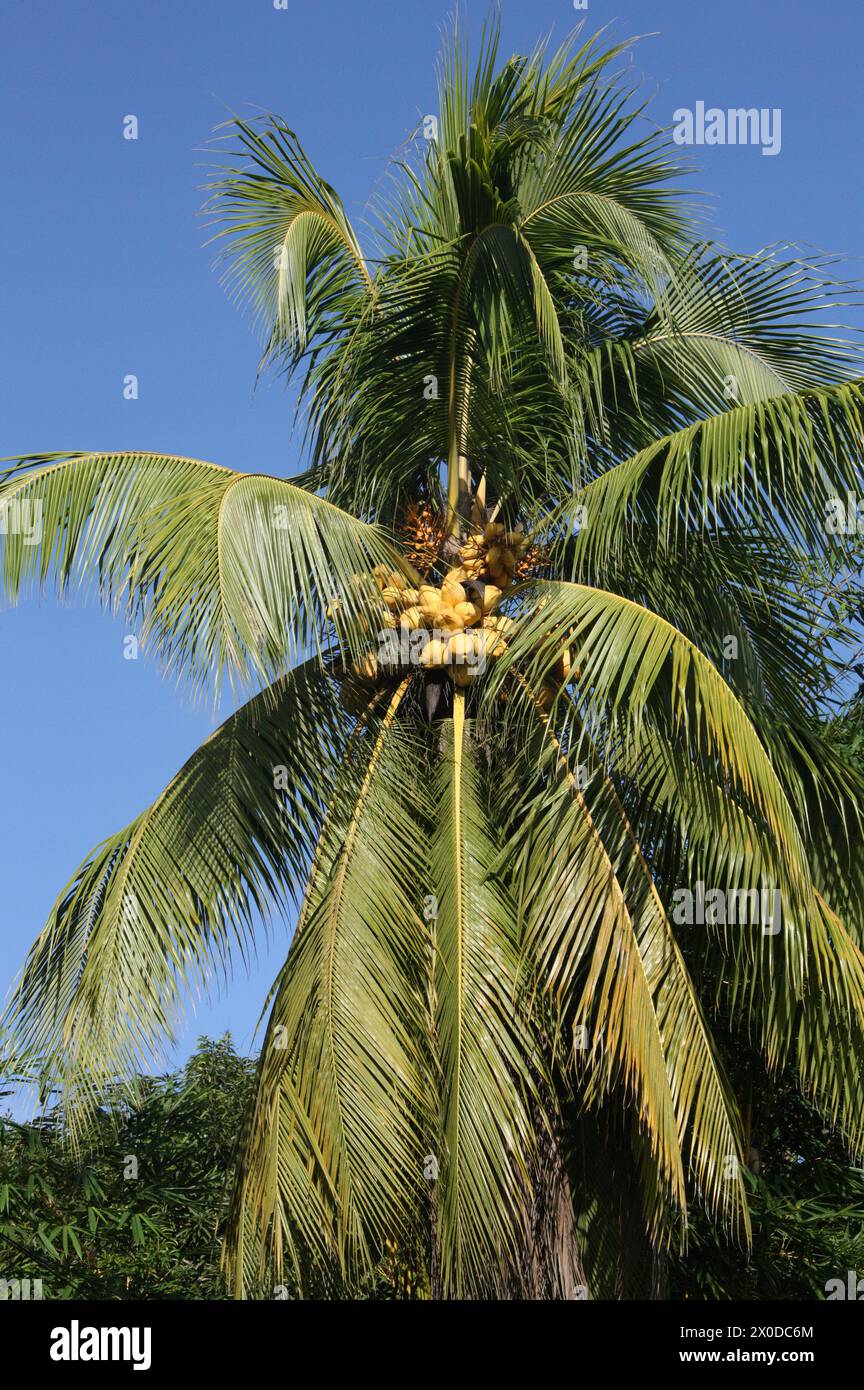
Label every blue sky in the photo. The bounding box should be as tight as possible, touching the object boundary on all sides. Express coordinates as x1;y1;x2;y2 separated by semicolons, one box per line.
1;0;862;1077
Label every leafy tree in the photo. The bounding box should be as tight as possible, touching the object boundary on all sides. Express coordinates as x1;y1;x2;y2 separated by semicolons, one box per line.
2;19;864;1298
671;1044;864;1301
0;1037;255;1300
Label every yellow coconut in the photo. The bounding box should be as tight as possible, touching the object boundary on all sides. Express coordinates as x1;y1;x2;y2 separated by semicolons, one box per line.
437;606;465;634
399;606;424;631
420;638;448;669
446;631;472;664
419;585;442;616
454;600;483;627
441;580;467;608
484;521;506;543
480;584;502;614
401;587;420;606
381;586;403;609
422;605;445;630
452;630;483;669
470;627;495;658
388;569;408;591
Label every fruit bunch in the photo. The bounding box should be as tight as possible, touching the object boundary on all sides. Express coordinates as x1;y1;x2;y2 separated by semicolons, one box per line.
370;565;421;628
415;570;514;687
341;563;514;692
458;520;532;588
399;499;447;577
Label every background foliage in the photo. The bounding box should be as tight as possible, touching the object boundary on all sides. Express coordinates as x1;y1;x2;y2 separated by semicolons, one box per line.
2;1033;862;1300
0;1037;254;1300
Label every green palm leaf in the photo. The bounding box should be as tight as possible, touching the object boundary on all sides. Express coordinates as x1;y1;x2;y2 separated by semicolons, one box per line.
225;684;432;1294
503;691;749;1239
431;691;541;1297
493;581;813;898
203;114;371;366
559;378;864;573
2;661;346;1119
0;452;407;692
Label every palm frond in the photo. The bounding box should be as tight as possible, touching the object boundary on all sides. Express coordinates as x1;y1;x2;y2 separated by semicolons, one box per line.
2;661;346;1122
627;246;862;407
502;689;749;1239
492;581;812;900
556;378;864;572
431;692;541;1296
0;452;407;692
225;684;433;1294
203;114;371;368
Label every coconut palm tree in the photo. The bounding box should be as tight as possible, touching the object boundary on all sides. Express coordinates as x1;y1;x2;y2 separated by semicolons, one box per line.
3;20;864;1299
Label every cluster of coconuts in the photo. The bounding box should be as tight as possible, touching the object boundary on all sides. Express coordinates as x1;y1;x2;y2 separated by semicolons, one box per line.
359;563;513;688
336;518;556;710
458;520;530;587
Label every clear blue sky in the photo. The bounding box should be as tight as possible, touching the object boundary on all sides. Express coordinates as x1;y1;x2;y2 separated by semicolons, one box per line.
1;0;862;1075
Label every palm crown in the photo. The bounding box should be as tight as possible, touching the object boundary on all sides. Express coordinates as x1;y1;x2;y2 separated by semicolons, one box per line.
3;22;864;1299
